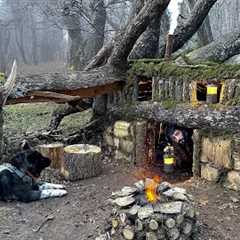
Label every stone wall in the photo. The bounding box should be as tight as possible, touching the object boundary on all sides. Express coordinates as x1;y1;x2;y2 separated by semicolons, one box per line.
193;131;240;191
104;121;240;192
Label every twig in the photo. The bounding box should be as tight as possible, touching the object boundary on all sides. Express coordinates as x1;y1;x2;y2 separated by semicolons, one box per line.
32;214;55;233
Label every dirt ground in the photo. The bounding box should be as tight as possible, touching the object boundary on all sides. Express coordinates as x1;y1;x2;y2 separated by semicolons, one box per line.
0;162;239;240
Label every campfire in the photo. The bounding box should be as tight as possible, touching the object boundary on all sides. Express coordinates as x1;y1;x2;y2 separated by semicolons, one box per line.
96;178;197;240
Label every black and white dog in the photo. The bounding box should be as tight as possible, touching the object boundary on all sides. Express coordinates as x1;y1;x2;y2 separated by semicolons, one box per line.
0;141;67;202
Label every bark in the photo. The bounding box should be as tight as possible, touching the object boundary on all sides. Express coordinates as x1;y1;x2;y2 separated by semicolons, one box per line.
186;0;213;46
109;0;171;68
186;29;240;63
115;102;240;133
84;40;114;71
48;100;92;131
130;1;163;59
159;0;218;57
37;143;64;169
8;65;125;104
87;0;106;59
62;144;102;181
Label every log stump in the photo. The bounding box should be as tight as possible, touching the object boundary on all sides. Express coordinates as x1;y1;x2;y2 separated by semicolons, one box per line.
62;144;102;181
38;143;64;169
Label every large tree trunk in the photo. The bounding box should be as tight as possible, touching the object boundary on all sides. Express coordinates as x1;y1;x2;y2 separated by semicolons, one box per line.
186;0;213;46
109;0;171;68
159;0;218;57
130;0;163;59
186;29;240;63
115;102;240;133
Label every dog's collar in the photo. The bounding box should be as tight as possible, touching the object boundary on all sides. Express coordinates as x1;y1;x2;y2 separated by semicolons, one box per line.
0;163;35;183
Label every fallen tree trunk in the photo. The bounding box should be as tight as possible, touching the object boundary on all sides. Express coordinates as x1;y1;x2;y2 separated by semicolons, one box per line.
7;66;125;104
48;100;92;131
186;30;240;62
159;0;218;57
109;0;170;68
115;102;240;133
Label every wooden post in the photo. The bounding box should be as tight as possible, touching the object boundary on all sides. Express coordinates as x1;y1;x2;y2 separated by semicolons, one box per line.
164;34;174;60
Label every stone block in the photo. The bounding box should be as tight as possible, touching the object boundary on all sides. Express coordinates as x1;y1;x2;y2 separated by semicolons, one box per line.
103;133;114;146
201;164;220;182
224;171;240;191
114;121;131;138
120;139;134;154
200;136;232;169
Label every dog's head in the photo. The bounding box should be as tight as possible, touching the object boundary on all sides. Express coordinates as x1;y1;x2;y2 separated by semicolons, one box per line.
10;141;51;178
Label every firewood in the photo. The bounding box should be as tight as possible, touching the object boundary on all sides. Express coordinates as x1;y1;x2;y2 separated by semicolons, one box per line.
62;144;102;181
38;143;64;169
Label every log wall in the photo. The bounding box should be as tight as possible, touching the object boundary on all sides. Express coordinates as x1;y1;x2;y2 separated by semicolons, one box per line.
152;77;240;105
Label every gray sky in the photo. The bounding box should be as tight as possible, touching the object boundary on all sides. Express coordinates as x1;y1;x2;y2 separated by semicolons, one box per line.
168;0;183;34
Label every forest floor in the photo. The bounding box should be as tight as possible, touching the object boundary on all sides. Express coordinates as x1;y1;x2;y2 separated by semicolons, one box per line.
0;103;240;240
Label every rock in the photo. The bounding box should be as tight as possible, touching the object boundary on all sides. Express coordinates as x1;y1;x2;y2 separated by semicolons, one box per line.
230;196;239;203
112;186;138;197
157;228;166;239
168;228;180;240
134;180;145;191
112;218;119;229
176;215;184;225
120;213;127;225
95;234;108;240
114;121;131;138
163;187;187;197
201;164;220;182
135;219;143;231
103;133;114;146
122;226;135;240
154;202;183;214
165;218;176;229
146;232;158;240
149;219;159;231
225;54;240;65
172;192;188;201
113;196;135;207
138;205;154;220
182;221;192;235
157;182;171;193
128;205;140;216
233;151;240;171
224;171;240;191
120;140;134;154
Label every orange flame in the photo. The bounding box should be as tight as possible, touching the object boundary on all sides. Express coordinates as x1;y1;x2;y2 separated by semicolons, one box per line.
145;176;161;203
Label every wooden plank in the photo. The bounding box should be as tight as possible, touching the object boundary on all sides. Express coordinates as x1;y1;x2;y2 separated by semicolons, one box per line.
7;81;124;105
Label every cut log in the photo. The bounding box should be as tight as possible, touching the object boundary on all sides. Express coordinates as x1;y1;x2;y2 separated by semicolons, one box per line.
37;143;64;169
62;144;102;181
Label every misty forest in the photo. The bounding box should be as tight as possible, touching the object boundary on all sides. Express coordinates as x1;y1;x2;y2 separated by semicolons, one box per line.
0;0;240;240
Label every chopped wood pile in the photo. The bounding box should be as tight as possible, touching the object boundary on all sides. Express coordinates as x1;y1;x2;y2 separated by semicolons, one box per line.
96;179;197;240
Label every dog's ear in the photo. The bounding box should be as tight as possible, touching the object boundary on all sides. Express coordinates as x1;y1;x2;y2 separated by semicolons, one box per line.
21;140;31;151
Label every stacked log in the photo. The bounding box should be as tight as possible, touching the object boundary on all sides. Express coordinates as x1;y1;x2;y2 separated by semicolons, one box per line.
96;180;198;240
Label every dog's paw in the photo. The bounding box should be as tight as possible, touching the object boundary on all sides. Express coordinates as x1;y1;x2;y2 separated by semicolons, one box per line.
40;189;68;199
39;183;66;190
